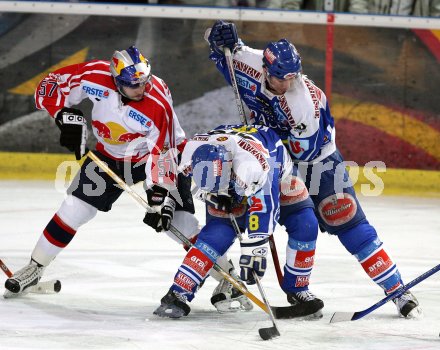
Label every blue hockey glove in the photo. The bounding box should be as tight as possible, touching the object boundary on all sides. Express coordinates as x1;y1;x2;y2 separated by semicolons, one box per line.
239;236;269;285
207;20;238;55
144;185;176;232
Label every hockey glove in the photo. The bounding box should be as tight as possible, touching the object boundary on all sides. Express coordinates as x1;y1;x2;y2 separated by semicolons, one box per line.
55;107;88;160
144;185;176;232
239;236;269;285
196;191;233;212
206;20;238;55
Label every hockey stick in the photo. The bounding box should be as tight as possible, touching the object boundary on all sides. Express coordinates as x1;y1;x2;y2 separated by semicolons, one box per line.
330;263;440;323
87;151;270;314
268;235;284;287
224;47;284;287
0;258;61;295
229;214;280;340
0;258;12;278
224;47;247;124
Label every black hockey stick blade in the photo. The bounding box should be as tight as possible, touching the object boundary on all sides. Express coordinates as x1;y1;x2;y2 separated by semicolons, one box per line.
259;326;280;340
29;279;62;294
272;303;323;319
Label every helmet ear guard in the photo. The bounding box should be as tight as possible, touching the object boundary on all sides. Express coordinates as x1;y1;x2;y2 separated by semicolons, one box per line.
262;39;302;80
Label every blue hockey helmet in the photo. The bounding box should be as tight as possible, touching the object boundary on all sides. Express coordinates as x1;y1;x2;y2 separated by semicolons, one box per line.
262;39;302;79
110;46;152;92
191;144;233;193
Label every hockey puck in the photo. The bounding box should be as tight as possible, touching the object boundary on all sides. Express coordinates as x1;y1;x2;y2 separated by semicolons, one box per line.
54;280;62;293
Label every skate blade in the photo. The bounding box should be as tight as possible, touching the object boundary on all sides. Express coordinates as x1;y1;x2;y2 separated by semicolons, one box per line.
153;305;187;319
213;298;253;313
296;309;323;321
3;289;29;299
405;306;423;319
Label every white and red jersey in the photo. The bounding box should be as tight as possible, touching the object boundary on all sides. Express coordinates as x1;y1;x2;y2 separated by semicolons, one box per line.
34;60;186;189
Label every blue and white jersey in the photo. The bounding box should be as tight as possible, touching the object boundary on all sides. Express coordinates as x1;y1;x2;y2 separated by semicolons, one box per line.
180;124;292;238
210;46;336;163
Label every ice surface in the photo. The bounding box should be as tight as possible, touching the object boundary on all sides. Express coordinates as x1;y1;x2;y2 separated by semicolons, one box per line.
0;181;439;350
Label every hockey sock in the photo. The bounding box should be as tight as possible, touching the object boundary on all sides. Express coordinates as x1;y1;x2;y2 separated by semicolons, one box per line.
32;196;97;266
171;245;216;301
281;207;318;293
355;238;403;293
208;253;230;282
282;237;316;292
165;210;200;245
31;214;76;266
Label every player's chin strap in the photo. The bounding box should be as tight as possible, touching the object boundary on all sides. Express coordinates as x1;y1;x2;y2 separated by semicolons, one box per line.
224;46;284;287
87;150;271;315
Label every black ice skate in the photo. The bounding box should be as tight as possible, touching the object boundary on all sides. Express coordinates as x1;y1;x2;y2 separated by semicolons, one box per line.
153;289;191;319
392;290;422;318
286;290;324;319
4;259;45;296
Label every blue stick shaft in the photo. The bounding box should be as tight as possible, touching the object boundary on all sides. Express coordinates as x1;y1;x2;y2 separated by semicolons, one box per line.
352;263;440;320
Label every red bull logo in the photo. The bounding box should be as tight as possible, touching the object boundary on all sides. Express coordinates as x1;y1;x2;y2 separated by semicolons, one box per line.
133;71;144;78
92;120;144;145
112;57;124;75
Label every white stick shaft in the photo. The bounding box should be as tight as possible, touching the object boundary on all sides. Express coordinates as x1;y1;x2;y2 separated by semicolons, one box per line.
224;47;248;124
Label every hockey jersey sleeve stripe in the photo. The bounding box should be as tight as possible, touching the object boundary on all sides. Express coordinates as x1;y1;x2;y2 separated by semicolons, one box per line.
64;69;112;89
146;94;174;149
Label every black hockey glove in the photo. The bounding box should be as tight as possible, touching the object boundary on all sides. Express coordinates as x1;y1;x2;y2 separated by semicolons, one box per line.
195;190;233;213
144;185;176;232
239;236;269;285
55;107;88;160
206;193;233;212
206;20;238;55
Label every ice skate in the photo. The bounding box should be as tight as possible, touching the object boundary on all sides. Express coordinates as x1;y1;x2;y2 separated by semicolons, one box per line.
286;289;324;319
153;289;191;319
211;278;253;312
210;262;253;313
4;259;45;297
392;290;422;318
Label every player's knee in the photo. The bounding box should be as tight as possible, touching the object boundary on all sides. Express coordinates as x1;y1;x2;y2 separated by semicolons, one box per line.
171;210;200;239
338;221;378;255
57;195;97;230
284;207;319;242
280;175;309;205
198;220;236;256
317;193;358;228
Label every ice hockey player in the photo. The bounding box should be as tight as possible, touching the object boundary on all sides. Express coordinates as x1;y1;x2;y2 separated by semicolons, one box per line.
205;20;422;318
154;124;299;318
4;45;200;297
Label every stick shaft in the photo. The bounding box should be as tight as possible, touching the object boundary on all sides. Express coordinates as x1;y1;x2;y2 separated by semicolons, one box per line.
0;259;13;278
269;235;284;286
331;263;440;322
224;47;248;124
354;263;440;320
229;214;279;328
